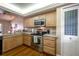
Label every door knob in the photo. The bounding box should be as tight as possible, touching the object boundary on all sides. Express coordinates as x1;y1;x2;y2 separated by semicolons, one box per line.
69;37;72;40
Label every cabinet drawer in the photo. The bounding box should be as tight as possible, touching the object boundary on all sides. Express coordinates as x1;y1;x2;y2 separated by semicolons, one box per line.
23;35;32;46
44;39;55;48
44;46;56;55
24;41;31;46
43;37;56;41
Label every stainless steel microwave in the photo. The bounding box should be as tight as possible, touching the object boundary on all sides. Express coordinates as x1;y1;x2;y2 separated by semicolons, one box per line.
34;19;46;27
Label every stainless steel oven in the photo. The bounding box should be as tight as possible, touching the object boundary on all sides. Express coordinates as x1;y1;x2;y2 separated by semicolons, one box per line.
32;35;43;52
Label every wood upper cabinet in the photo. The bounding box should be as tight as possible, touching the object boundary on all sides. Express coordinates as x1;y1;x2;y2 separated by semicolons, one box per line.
23;34;32;46
43;36;56;55
24;11;56;27
24;16;40;27
33;16;39;20
24;17;34;27
39;14;46;19
45;12;56;27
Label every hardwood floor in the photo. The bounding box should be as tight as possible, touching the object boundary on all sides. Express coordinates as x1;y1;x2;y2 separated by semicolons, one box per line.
2;45;46;56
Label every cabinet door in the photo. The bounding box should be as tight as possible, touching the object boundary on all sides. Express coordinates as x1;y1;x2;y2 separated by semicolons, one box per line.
25;18;34;27
44;39;55;48
24;18;29;27
12;36;17;48
44;46;55;55
33;16;39;20
39;14;46;19
43;37;56;55
13;35;23;47
29;18;34;27
16;35;23;46
46;12;56;27
23;35;32;46
3;37;13;52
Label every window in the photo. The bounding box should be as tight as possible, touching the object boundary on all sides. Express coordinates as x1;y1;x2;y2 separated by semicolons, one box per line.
64;9;78;36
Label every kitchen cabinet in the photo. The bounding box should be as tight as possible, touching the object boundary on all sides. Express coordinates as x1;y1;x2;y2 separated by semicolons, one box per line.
24;15;46;27
43;36;56;55
3;34;23;52
24;17;34;27
45;11;56;27
32;16;39;20
44;46;55;55
39;14;46;19
23;34;32;46
3;37;13;52
17;35;23;45
24;11;56;27
13;35;23;47
24;15;42;27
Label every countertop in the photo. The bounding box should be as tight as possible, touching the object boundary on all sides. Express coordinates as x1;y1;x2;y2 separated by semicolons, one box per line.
3;32;57;38
3;32;23;38
43;34;57;37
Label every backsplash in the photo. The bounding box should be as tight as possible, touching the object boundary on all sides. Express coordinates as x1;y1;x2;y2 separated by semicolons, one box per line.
46;27;56;35
24;27;56;35
24;28;37;33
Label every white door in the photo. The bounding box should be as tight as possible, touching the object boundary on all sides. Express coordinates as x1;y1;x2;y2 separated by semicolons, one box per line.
61;5;79;56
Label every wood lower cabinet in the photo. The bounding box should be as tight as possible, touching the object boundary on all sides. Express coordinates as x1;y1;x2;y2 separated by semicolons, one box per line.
44;39;55;48
13;35;23;47
43;36;56;55
3;34;23;52
44;46;55;55
3;37;13;52
23;34;32;46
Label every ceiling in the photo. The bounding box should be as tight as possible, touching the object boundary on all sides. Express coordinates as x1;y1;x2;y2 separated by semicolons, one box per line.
12;3;36;9
0;3;67;17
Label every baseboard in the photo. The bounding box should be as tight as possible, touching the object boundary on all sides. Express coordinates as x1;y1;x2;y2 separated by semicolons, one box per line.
43;52;56;56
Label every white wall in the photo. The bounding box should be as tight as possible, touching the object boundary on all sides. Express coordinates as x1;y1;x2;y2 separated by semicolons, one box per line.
11;15;24;32
0;20;11;34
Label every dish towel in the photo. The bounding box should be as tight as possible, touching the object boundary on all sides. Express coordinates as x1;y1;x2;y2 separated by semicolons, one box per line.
33;36;38;43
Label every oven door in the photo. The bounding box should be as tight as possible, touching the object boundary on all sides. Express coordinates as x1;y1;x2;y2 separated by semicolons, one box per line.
32;35;43;52
32;35;41;45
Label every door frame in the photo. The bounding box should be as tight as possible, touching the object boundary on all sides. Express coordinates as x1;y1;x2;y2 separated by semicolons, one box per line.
60;4;79;56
